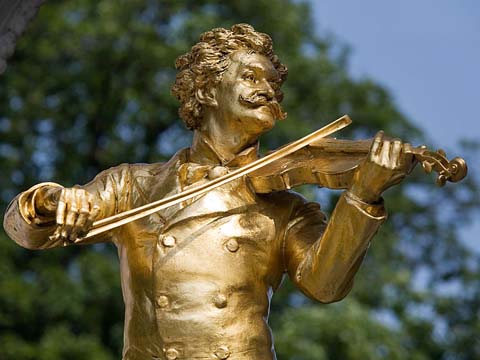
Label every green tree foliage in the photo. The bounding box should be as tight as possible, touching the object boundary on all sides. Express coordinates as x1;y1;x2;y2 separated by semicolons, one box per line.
1;1;479;359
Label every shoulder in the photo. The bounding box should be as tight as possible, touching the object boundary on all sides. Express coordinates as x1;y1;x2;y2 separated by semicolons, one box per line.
94;147;189;180
260;190;306;207
95;162;162;177
260;190;320;209
259;190;324;221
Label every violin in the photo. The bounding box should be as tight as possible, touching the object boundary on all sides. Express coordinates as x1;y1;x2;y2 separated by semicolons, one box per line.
75;115;467;241
250;137;467;193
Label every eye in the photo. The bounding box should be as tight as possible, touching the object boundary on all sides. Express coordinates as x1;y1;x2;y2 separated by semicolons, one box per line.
243;72;257;82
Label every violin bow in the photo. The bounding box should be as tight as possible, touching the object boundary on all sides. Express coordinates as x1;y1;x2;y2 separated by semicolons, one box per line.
79;115;352;240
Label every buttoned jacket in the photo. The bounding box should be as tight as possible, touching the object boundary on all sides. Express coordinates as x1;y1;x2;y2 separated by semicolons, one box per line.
4;147;386;360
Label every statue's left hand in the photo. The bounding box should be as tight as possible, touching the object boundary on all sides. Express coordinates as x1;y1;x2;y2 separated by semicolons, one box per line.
348;131;416;203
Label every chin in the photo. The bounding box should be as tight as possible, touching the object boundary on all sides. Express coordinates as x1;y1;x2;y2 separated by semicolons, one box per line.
247;117;274;137
249;108;276;133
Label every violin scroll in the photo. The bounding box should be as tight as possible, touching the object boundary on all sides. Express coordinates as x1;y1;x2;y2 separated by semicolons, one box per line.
406;147;468;187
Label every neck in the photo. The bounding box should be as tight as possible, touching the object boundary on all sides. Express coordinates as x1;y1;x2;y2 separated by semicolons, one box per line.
190;112;257;164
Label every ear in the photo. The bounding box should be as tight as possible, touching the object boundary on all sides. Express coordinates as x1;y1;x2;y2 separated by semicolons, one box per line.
195;87;218;107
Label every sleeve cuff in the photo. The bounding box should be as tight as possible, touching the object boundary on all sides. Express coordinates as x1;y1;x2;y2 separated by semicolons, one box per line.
344;190;386;219
18;182;63;226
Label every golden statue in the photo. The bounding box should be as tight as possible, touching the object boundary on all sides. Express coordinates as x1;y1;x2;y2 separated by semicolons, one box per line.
3;24;467;360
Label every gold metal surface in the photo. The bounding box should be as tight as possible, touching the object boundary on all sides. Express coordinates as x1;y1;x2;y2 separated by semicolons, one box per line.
2;24;467;360
80;115;351;240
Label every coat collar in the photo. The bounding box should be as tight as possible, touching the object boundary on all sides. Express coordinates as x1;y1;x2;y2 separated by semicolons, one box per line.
188;135;259;168
133;145;259;229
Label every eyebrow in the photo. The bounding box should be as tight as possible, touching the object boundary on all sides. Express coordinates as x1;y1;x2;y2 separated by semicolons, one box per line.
244;64;264;72
243;64;279;81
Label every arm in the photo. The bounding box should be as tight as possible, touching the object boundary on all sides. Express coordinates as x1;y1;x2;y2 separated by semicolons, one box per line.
3;164;132;249
284;192;385;303
284;131;413;303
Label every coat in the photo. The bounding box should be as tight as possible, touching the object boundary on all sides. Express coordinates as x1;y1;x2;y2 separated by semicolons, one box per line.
4;146;386;360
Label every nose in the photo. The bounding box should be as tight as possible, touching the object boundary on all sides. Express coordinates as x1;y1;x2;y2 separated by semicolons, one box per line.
257;79;275;101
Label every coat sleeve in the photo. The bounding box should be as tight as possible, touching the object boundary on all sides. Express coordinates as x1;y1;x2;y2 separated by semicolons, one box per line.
3;164;132;250
283;191;386;303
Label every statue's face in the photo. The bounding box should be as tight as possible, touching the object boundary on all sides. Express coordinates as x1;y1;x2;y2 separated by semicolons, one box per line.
212;50;283;137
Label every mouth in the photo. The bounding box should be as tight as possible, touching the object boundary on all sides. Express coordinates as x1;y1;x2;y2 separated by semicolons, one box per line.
239;94;287;121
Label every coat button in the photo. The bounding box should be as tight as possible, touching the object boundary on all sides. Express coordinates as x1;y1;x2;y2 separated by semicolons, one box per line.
162;235;176;247
214;346;230;359
225;239;239;252
156;295;169;308
165;348;179;360
213;293;228;308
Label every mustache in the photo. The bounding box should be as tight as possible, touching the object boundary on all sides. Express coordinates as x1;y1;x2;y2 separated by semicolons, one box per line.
239;93;287;121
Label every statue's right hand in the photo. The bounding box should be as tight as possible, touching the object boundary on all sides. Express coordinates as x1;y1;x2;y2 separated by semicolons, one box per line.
51;188;100;242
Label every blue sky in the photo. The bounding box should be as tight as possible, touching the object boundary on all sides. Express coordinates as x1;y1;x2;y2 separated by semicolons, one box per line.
309;0;480;249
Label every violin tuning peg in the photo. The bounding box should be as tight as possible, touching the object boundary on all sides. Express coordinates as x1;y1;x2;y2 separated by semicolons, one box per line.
422;161;433;174
437;149;446;157
436;174;447;187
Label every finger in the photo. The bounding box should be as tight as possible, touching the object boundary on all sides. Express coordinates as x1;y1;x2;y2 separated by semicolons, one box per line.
74;191;94;239
403;142;413;154
391;139;402;167
50;226;62;242
50;226;69;246
402;143;417;173
70;190;89;241
87;203;101;227
370;131;384;160
75;190;90;229
56;189;67;225
62;190;78;239
379;140;391;166
76;203;100;241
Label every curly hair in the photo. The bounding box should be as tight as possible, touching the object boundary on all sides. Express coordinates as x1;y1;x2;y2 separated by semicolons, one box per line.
171;23;288;130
